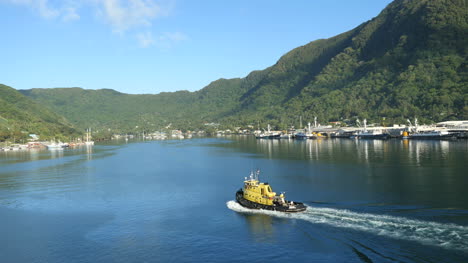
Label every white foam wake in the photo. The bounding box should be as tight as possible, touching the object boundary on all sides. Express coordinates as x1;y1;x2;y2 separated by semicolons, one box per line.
227;200;468;251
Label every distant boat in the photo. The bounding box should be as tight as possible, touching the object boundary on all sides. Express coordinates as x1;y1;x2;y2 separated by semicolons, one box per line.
351;119;389;139
291;123;313;139
85;128;94;145
267;133;281;139
303;122;326;139
307;132;326;139
9;144;22;151
402;131;410;140
46;142;68;149
409;130;455;140
354;129;389;140
256;124;280;139
293;132;307;140
331;129;355;138
256;133;280;139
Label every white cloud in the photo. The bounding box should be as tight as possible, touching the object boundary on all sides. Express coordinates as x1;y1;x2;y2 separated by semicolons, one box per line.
136;31;155;47
160;31;188;43
3;0;59;18
62;0;81;22
36;0;60;18
2;0;168;30
2;0;187;48
137;31;188;49
63;9;80;21
2;0;80;20
155;31;188;48
96;0;168;33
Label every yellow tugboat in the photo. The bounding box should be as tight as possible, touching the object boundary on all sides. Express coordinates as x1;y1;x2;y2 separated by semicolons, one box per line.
236;170;306;213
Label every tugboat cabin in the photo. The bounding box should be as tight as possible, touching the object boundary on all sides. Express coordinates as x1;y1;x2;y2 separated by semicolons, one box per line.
243;178;281;206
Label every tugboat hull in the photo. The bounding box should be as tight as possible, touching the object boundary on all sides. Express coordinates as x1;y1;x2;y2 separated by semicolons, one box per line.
236;189;306;213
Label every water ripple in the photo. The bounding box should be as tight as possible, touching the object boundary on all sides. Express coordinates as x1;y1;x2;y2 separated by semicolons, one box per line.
227;200;468;251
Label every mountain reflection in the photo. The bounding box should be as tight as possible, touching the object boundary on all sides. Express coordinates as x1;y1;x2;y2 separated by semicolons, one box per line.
242;137;460;167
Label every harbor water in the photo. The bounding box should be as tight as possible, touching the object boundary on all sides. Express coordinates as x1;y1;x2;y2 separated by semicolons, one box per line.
1;137;467;262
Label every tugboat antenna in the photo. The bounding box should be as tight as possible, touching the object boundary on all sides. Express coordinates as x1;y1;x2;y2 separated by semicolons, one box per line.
247;169;261;181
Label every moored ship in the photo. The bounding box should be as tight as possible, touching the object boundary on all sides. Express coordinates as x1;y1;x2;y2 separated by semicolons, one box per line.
409;129;456;140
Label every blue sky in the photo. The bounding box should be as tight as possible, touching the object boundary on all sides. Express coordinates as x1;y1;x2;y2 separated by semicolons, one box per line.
1;0;393;94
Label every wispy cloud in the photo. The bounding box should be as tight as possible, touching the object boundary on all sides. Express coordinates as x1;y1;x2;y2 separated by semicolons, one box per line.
1;0;186;48
155;31;188;48
2;0;167;28
97;0;168;33
62;2;81;22
1;0;82;21
136;31;155;47
3;0;60;19
136;31;189;49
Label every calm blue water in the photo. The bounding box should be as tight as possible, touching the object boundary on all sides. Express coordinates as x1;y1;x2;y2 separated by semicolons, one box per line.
1;137;467;262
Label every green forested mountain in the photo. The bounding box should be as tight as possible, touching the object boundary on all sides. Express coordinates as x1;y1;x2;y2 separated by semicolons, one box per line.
229;0;467;126
20;87;197;133
18;0;468;132
0;84;79;141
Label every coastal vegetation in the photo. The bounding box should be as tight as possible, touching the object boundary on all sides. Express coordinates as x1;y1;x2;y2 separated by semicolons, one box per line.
1;0;466;139
0;84;79;142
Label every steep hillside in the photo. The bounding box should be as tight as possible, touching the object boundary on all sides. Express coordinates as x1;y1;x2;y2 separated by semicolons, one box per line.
231;0;467;125
19;0;467;131
0;84;78;141
20;87;196;132
19;70;269;132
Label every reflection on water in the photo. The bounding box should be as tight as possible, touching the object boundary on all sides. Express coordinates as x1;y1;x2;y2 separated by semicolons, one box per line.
0;145;107;165
242;137;466;170
49;148;65;159
228;201;468;252
242;213;275;243
230;137;467;208
1;138;467;263
28;149;41;161
85;145;93;161
0;145;112;204
408;139;452;166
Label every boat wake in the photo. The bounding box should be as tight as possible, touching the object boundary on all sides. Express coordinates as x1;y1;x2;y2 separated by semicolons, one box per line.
227;200;468;251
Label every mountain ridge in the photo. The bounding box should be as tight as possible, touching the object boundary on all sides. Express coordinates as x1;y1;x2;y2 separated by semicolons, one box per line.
13;0;468;133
